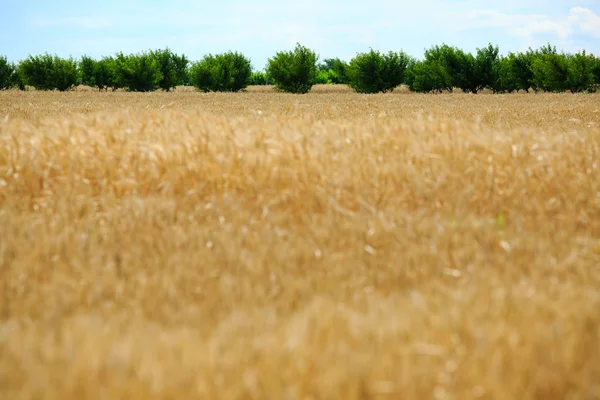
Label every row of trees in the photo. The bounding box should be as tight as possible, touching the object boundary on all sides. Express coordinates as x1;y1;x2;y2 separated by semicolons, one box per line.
1;43;599;94
0;50;190;93
404;43;600;94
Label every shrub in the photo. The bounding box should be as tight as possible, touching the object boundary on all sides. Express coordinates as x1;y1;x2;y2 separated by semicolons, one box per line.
190;51;252;93
267;43;318;94
347;49;411;93
151;48;189;92
114;51;162;92
248;71;267;85
0;56;17;90
19;54;78;91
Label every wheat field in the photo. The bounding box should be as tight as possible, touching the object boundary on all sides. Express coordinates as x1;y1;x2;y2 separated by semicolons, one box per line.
1;85;599;399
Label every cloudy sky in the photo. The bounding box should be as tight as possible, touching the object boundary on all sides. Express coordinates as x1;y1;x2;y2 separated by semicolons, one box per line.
1;0;599;70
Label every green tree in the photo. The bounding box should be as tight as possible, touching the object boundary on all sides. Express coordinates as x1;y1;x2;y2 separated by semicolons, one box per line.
566;51;596;93
490;56;518;93
0;56;17;90
406;46;454;93
10;66;25;90
317;59;336;72
510;51;535;92
248;71;267;85
79;55;96;86
190;51;252;92
475;44;500;92
404;59;423;92
538;43;558;56
19;54;55;90
19;54;78;91
405;59;442;93
91;56;121;91
151;48;189;92
317;58;348;83
427;45;480;93
593;55;600;85
347;49;411;93
53;57;79;91
528;44;565;92
265;69;277;85
173;53;189;87
531;52;569;92
90;57;117;91
322;58;349;84
313;69;331;84
454;50;478;93
489;50;536;93
114;51;162;92
267;43;318;94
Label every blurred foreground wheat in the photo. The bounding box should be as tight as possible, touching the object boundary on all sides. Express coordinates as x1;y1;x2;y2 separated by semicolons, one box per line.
1;89;599;399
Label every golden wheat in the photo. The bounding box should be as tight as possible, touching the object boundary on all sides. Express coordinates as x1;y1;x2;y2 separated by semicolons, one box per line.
1;86;599;399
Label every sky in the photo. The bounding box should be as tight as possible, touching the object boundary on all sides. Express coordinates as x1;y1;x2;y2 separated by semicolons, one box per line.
1;0;599;70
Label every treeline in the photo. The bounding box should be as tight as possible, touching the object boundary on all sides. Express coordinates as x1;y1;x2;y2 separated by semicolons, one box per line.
1;43;599;94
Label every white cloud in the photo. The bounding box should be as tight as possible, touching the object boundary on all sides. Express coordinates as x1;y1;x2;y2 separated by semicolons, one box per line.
442;6;600;52
512;16;573;40
570;6;600;38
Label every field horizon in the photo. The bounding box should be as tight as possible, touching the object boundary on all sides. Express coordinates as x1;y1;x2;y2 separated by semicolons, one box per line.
1;88;599;399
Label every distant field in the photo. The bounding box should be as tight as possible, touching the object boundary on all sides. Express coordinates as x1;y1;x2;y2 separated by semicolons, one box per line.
1;86;599;399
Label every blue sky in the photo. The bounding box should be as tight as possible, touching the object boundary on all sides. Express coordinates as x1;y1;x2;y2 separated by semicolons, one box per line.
1;0;599;70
